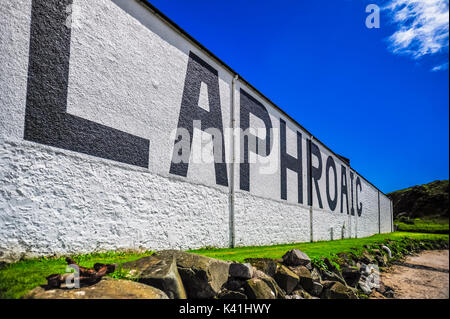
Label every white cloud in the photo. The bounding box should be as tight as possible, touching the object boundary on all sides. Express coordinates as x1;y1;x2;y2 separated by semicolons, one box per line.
384;0;449;60
431;62;449;71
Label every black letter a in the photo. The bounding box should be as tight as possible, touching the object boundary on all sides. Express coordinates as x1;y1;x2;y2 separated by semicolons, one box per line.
169;52;228;187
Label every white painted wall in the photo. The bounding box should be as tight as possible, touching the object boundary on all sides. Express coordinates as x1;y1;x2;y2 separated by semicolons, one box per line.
380;193;393;233
0;138;230;261
0;0;392;261
0;0;31;141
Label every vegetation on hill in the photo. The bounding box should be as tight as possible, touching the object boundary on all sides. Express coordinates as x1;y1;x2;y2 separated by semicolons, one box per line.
394;217;448;234
388;179;448;219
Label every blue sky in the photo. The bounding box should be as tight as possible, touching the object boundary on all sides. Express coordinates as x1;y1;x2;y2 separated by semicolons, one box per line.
148;0;449;193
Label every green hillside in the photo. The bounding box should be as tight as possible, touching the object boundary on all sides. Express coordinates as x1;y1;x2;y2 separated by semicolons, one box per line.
388;180;449;233
388;180;448;219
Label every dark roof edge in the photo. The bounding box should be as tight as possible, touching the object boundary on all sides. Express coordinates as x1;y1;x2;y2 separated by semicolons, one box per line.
139;0;389;197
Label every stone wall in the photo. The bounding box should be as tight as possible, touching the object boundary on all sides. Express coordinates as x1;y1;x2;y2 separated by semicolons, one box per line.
0;0;392;261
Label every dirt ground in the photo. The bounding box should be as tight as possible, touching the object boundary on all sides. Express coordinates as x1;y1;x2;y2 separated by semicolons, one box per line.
373;250;449;299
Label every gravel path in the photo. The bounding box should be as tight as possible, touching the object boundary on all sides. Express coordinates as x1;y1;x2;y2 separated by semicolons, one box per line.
376;250;449;299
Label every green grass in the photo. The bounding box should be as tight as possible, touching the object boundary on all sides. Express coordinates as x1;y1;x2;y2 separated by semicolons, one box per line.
395;218;449;234
0;250;153;299
1;232;448;299
189;232;449;263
